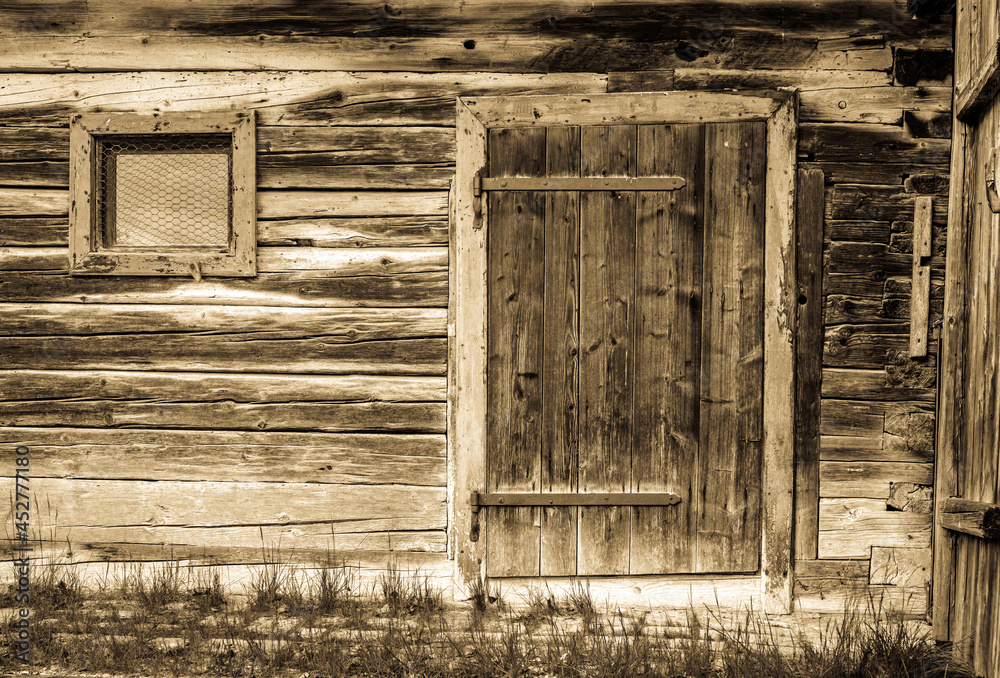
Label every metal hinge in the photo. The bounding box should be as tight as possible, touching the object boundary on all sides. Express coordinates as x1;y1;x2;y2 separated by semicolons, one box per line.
469;491;682;542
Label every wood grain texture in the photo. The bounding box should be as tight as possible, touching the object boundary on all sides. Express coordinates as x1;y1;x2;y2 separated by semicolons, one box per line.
0;427;445;485
819;498;932;558
539;125;580;577
909;196;933;356
630;123;703;575
697;121;765;574
485;126;545;577
577;125;635;576
796;168;825;561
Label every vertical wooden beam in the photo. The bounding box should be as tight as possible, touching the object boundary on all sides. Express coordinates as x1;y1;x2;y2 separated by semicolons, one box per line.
933;112;970;642
910;197;933;358
795;168;824;562
762;92;798;614
68;114;94;272
451;99;488;592
231;111;257;276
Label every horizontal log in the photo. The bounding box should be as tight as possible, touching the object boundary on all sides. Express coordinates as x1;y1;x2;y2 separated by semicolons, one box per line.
0;426;445;453
0;476;446;531
827;220;893;243
826;185;949;222
0;370;446;402
824;323;937;369
672;68;891;90
0;429;446;485
0;72;609;126
818;498;932;558
0;400;446;433
820;460;933;498
0;246;449;274
794;558;868;581
0;218;66;246
0;335;447;374
939;498;1000;539
795;583;928;616
797;87;951;124
0;34;902;75
0;271;449;307
821;433;932;464
2;216;450;248
0;189;66;216
0;161;69;187
0;128;69;161
800;162;947;186
798;123;952;164
258;163;454;190
2;303;446;338
821;368;935;403
258;126;454;159
868;546;932;586
258;191;449;218
1;161;455;191
258;217;448;247
820;399;933;437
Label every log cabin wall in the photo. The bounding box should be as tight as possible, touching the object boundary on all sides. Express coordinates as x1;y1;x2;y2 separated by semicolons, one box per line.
0;0;952;613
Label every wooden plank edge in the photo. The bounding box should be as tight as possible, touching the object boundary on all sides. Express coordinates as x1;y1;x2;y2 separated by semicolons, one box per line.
956;39;1000;123
939;498;1000;539
932;110;969;642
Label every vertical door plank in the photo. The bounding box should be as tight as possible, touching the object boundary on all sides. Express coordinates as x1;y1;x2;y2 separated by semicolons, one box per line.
578;125;636;575
630;123;704;575
697;122;766;573
485;127;546;577
540;125;580;576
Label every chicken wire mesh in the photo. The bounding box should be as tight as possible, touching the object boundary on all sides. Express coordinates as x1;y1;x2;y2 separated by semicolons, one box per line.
95;134;233;248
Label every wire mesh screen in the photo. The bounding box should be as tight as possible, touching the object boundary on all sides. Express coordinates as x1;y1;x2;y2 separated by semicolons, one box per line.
96;134;233;248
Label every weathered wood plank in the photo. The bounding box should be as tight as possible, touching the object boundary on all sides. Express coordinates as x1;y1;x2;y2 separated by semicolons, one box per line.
821;434;932;463
819;498;932;558
825;323;938;369
0;400;446;433
796;168;824;560
821;368;936;403
940;498;1000;539
0;72;610;126
820;461;934;498
887;481;933;512
0;218;66;246
798;123;952;164
910;196;933;357
0;189;66;216
698;121;765;574
827;185;949;222
485;126;545;577
258;217;448;247
2;304;445;338
0;246;449;274
578;125;635;576
258;164;455;190
630;123;703;576
869;546;932;586
0;271;449;307
800;162;944;186
672;68;891;90
257;191;449;218
0;428;445;485
0;370;445;402
0;161;69;187
0;335;447;374
538;125;579;577
797;87;951;124
0;477;446;531
257;126;454;159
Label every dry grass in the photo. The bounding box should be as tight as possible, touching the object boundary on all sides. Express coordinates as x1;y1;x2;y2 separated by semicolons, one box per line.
0;553;978;678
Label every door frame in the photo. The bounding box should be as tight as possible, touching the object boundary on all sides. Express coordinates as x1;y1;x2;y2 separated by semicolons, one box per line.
450;90;799;614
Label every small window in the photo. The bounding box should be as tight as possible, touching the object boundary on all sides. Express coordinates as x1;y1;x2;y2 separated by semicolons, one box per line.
69;112;256;277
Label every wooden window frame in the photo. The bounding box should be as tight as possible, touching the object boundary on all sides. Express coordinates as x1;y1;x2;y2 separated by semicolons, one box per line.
69;111;256;277
451;91;799;614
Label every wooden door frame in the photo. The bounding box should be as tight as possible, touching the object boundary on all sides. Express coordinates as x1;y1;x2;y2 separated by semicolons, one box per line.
450;90;799;614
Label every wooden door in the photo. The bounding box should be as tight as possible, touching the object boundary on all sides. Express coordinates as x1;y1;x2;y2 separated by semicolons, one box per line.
485;122;766;577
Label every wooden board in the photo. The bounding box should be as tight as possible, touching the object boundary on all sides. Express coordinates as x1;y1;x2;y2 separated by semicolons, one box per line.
577;125;636;576
485;126;546;577
697;121;765;573
630;123;703;575
538;125;580;577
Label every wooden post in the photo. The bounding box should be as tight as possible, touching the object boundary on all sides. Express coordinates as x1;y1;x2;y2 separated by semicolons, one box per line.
910;196;933;358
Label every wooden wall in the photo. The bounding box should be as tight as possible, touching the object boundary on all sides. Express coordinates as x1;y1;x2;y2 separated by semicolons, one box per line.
0;0;952;612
